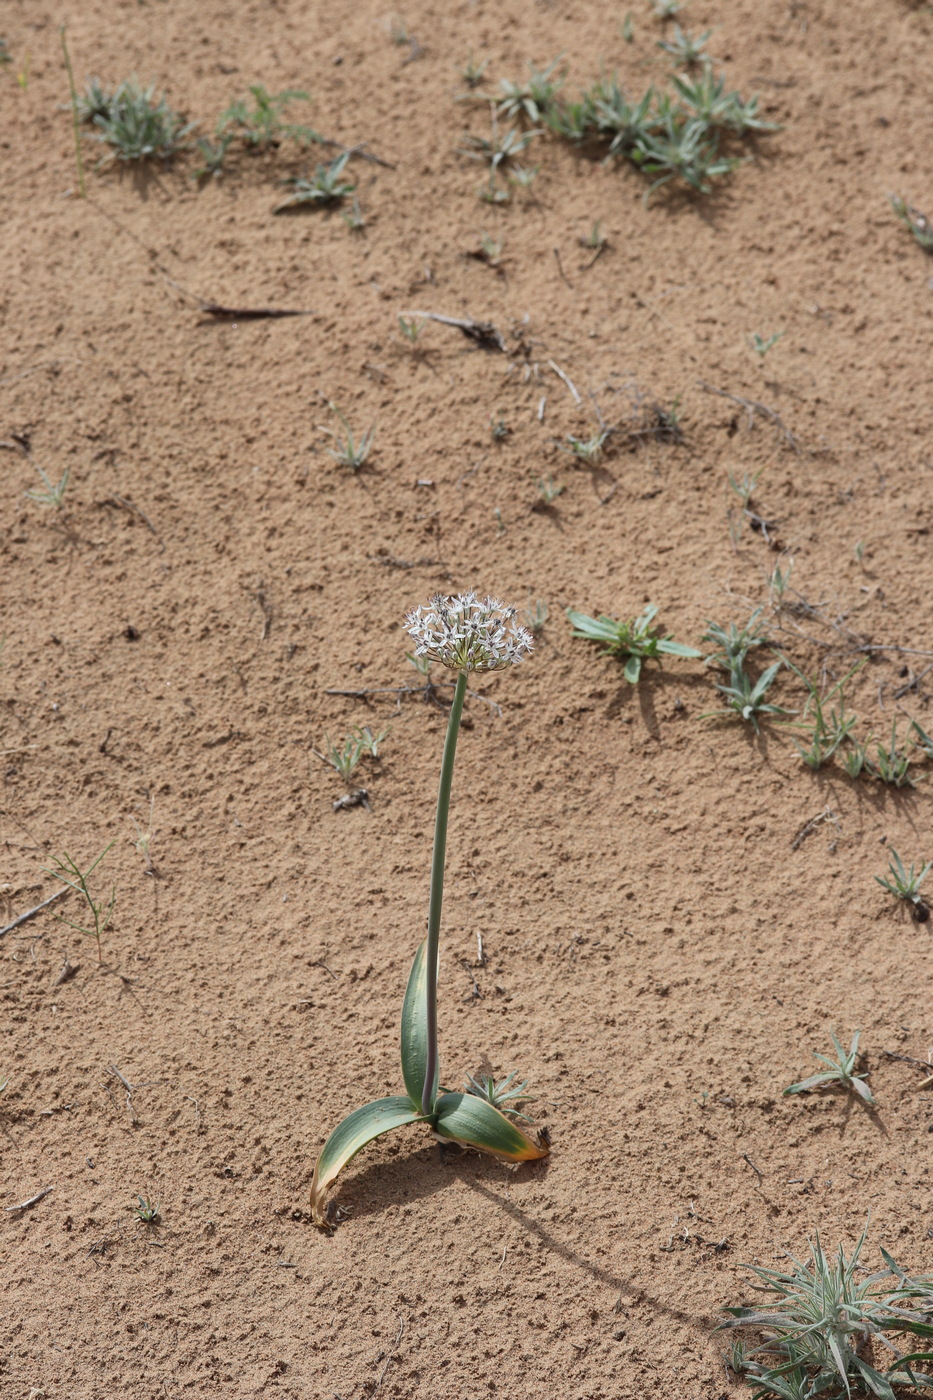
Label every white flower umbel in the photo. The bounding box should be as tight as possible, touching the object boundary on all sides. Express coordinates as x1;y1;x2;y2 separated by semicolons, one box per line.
405;591;534;673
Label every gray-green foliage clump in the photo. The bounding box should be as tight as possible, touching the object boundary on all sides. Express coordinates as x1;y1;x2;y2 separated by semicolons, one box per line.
77;77;195;162
722;1230;933;1399
488;53;779;201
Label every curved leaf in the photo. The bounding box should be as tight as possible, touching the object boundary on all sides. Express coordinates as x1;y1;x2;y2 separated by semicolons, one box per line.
434;1091;551;1162
309;1095;422;1226
657;639;703;658
400;939;437;1113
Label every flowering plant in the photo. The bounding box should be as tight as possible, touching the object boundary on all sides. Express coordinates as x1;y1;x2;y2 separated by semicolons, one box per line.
310;593;549;1227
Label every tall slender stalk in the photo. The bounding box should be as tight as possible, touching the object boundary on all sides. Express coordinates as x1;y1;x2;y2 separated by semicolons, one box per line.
421;669;468;1113
59;26;86;198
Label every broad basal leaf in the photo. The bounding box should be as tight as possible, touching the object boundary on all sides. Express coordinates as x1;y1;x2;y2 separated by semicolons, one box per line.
309;1095;423;1226
434;1091;550;1162
400;939;437;1113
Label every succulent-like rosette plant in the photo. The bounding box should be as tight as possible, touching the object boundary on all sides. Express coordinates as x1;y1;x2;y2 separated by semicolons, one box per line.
310;593;548;1227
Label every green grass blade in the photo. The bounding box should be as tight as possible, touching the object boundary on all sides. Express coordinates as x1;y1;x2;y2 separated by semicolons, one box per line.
400;939;437;1113
434;1091;550;1161
309;1095;422;1225
657;639;703;658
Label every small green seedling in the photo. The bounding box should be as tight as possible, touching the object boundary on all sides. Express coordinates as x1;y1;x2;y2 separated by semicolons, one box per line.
562;429;612;463
507;162;539;191
657;25;712;65
911;719;933;759
464;1070;535;1121
651;0;685;16
309;594;549;1227
890;195;933;252
621;13;635;42
74;76;113;122
314;726;389;784
24;463;69;509
768;557;794;607
567;604;702;684
842;735;872;780
533;474;564;506
132;1194;161;1224
43;843;116;963
872;720;914;788
313;733;363;784
522;600;548;635
193;133;234;179
319;403;375;470
463;118;540;170
398;315;426;347
216;85;316;150
406;650;432;678
700;660;792;734
463;108;540;202
875;847;931;922
354;725;390;759
459;51;489;89
783;1030;874;1104
489;413;510;440
0;38;10;66
496;57;564;124
702;609;769;674
750;330;784;359
86;79;195;163
342;195;366;231
783;658;863;771
477;232;504;263
581;220;607;252
130;797;157;874
721;1230;933;1399
727;466;763;510
274;151;355;211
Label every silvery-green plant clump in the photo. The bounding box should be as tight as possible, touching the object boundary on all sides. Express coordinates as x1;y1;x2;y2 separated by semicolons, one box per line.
722;1230;933;1398
310;593;549;1227
876;847;931;922
273;151;355;211
700;659;792;735
25;462;70;509
567;603;701;684
82;78;195;162
783;1030;874;1104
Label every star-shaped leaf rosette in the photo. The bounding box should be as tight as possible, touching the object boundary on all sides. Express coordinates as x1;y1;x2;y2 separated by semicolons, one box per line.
310;593;550;1227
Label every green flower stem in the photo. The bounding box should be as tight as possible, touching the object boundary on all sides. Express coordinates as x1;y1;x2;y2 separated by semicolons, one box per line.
421;668;468;1114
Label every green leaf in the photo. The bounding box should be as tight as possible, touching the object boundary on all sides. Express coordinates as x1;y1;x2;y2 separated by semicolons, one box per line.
624;654;642;684
657;639;703;658
400;939;437;1112
309;1095;423;1225
433;1091;550;1161
566;609;619;643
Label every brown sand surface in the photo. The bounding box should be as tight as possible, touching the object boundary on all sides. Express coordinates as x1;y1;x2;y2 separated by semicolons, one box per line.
2;1;932;1395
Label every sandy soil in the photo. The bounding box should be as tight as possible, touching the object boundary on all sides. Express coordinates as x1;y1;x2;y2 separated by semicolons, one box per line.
2;0;932;1396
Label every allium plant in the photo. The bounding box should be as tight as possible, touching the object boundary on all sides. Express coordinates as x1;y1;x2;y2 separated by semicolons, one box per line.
310;593;550;1227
